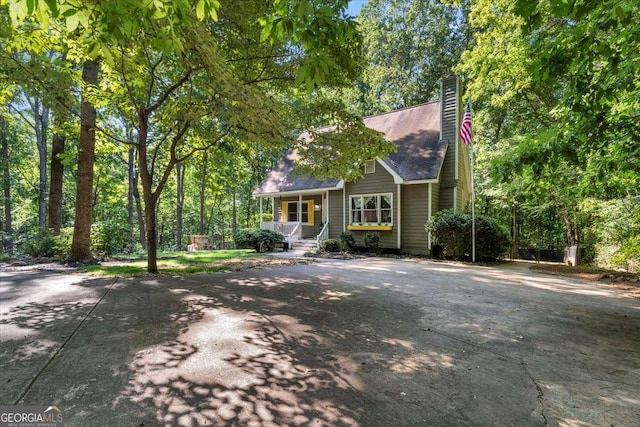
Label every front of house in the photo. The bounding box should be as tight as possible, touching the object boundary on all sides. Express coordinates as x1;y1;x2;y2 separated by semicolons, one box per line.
253;75;472;255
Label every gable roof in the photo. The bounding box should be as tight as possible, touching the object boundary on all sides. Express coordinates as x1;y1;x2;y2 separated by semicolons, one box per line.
254;101;446;196
253;150;343;196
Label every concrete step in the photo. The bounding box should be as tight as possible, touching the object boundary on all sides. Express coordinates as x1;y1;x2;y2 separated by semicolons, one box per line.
291;239;317;250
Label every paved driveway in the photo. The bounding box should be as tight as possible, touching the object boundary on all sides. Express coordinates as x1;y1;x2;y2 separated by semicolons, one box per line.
1;259;639;426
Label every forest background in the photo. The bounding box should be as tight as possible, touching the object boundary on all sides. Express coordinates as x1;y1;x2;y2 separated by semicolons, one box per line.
0;0;638;273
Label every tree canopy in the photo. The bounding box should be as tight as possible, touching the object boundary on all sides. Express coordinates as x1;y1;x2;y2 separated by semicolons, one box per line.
0;0;637;272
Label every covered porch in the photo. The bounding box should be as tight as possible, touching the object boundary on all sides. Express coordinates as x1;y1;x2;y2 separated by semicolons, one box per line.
258;191;331;248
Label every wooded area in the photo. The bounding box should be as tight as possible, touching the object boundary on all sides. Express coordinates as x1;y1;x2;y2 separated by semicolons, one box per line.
1;0;638;272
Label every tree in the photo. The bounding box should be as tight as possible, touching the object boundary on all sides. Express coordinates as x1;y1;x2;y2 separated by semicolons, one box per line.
4;0;394;271
352;0;469;114
456;0;639;267
0;111;12;253
48;112;65;234
68;59;98;261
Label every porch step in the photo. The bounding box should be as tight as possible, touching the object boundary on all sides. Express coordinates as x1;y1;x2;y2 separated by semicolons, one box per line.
291;239;317;249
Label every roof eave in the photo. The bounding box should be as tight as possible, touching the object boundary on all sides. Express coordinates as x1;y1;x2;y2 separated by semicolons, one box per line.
377;159;404;184
253;180;344;197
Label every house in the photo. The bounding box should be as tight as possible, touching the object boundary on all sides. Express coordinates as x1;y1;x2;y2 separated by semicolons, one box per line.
253;75;472;255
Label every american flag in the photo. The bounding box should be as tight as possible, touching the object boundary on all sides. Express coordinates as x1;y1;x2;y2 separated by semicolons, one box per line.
460;100;472;145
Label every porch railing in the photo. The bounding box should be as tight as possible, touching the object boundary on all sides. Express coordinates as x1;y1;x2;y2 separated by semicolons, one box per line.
316;221;329;249
260;221;302;246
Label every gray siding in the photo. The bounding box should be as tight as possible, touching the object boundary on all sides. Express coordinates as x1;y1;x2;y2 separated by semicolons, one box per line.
328;190;344;240
439;75;460;212
431;183;440;214
345;164;398;249
401;184;429;254
456;184;465;212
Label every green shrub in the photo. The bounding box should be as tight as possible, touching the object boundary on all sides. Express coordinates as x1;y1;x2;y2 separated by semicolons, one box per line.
364;231;381;254
339;231;356;253
322;238;341;252
56;227;74;256
18;227;59;258
474;216;510;260
425;210;469;258
425;210;509;260
91;221;130;256
234;228;284;252
611;235;640;273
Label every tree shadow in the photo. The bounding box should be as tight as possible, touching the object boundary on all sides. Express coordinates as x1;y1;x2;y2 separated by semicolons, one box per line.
111;268;521;426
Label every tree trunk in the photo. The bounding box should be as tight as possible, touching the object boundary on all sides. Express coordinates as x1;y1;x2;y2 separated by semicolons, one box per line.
30;97;50;229
511;202;518;260
176;161;185;251
199;151;208;235
137;109;159;272
127;145;135;252
69;59;99;262
48;133;65;234
563;213;579;247
0;115;13;254
232;187;237;234
144;195;159;272
245;191;251;227
132;158;146;250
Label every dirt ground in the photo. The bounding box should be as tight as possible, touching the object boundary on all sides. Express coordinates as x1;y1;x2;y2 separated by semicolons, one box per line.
1;258;639;426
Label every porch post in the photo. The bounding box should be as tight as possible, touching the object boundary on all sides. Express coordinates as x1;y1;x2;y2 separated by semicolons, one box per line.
326;191;329;225
298;193;302;223
259;196;263;227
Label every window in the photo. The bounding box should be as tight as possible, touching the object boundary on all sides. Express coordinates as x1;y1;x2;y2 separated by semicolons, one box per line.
287;202;298;222
364;159;376;174
283;201;314;225
350;194;393;225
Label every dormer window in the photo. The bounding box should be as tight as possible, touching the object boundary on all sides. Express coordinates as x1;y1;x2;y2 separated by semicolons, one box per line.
364;159;376;174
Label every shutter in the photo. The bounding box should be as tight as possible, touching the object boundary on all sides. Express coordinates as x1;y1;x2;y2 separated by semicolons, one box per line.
307;200;314;226
281;201;288;222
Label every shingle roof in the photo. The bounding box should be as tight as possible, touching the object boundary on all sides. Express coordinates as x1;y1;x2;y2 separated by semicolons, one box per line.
253;150;342;195
364;101;445;182
254;101;446;196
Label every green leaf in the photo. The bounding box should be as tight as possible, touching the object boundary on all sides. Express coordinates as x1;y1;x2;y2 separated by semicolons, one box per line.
66;13;79;32
77;10;89;28
196;0;205;20
43;0;58;16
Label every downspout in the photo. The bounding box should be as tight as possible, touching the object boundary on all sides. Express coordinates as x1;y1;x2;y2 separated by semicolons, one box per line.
428;183;432;251
343;186;346;232
397;184;401;249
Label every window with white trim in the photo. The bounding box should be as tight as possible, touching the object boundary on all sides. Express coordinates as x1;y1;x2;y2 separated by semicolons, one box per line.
284;201;313;225
350;194;392;225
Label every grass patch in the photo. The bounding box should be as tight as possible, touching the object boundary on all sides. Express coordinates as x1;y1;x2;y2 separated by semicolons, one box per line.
82;249;260;276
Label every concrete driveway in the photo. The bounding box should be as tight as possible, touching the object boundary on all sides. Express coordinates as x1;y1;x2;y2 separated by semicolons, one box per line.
1;259;638;426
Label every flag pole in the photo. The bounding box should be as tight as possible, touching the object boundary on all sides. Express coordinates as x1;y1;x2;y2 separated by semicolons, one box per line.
460;94;475;262
470;104;475;263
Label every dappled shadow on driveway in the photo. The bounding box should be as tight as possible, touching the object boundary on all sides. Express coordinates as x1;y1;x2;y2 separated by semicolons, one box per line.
317;258;640;426
0;271;115;403
5;260;639;426
105;266;540;426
